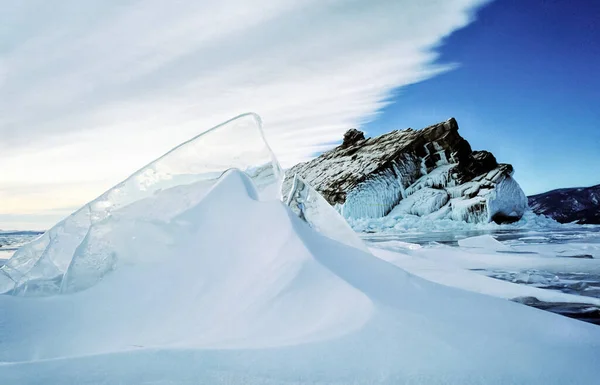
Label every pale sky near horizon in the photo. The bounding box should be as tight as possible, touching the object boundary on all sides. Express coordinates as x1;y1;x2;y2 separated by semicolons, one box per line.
1;0;488;230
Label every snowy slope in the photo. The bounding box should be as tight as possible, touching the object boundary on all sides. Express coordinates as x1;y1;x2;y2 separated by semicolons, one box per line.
0;113;285;295
2;170;600;384
1;114;600;384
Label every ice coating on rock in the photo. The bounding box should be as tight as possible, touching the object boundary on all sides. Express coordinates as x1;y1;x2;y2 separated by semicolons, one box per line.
1;113;284;295
286;118;529;225
487;175;528;223
391;188;449;217
341;160;410;219
285;174;369;253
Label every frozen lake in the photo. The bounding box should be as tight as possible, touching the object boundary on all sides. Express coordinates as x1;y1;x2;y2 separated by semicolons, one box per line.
361;226;600;247
363;226;600;324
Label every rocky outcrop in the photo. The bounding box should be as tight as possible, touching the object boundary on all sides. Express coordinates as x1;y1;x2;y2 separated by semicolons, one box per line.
528;185;600;224
285;118;527;224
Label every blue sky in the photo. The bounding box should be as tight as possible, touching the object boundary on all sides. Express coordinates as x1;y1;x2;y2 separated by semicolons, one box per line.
365;0;600;195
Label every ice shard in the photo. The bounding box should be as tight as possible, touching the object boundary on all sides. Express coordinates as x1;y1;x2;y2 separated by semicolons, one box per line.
285;174;369;253
1;113;283;295
2;112;369;295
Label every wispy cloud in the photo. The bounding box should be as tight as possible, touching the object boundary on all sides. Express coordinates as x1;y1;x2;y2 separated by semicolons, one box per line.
0;0;486;229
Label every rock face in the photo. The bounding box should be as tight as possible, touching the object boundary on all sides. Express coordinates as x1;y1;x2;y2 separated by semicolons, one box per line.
529;185;600;224
285;118;527;224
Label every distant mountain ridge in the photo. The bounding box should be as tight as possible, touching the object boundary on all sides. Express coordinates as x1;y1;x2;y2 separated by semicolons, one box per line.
528;184;600;224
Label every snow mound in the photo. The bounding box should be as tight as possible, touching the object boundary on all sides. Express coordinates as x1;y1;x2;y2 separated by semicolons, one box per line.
0;170;373;358
0;114;283;294
2;168;600;384
1;113;366;295
1;115;600;384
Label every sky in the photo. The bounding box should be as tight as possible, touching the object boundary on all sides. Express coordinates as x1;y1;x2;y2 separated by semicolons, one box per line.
364;0;600;195
0;0;597;230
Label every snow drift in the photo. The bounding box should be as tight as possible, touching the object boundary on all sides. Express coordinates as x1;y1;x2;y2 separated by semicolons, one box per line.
0;113;283;295
1;114;600;384
0;113;362;295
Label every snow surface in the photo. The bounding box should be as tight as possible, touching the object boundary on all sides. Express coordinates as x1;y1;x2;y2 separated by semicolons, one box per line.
2;169;600;384
0;113;284;295
1;114;600;384
368;232;600;306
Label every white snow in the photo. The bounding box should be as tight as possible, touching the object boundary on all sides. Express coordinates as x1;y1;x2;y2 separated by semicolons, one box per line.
2;169;600;384
1;114;600;384
1;113;284;295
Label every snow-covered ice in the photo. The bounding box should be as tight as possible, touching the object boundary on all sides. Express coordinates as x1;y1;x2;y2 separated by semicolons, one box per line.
3;169;600;384
0;113;284;295
366;228;600;309
1;114;600;384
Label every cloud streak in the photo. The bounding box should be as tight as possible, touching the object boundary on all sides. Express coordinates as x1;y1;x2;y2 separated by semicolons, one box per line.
0;0;486;229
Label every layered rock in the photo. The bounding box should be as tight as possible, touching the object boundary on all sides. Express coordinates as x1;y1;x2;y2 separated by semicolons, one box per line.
285;118;527;224
529;184;600;224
